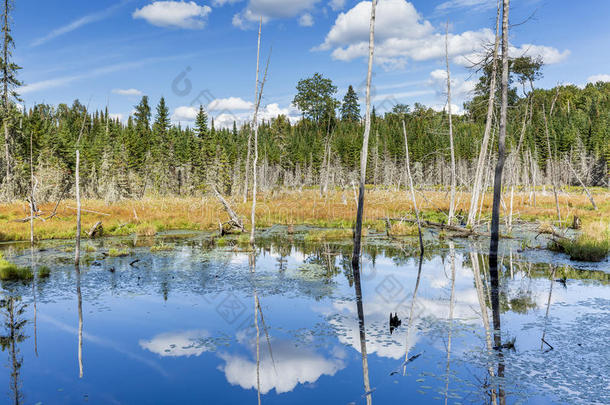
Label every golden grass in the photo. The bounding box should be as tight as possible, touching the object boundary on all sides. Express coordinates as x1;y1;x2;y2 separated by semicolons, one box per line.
0;188;608;242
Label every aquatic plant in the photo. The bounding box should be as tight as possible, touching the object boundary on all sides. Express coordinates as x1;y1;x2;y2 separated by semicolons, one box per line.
107;248;129;257
0;254;33;281
150;243;173;252
38;266;51;278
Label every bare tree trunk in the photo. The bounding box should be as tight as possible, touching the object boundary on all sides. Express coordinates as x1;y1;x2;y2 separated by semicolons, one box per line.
352;0;377;268
250;18;270;246
446;22;456;226
29;127;34;245
243;20;262;204
75;107;87;266
403;121;423;255
489;0;509;348
467;0;501;227
75;149;81;265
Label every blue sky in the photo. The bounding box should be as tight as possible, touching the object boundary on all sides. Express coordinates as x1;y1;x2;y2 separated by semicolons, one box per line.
13;0;610;127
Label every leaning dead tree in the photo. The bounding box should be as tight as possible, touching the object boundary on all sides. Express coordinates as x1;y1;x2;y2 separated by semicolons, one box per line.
352;0;377;268
467;0;501;227
489;0;510;346
213;185;244;234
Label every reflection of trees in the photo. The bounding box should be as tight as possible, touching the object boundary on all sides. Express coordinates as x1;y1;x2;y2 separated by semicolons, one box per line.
444;243;456;405
0;297;27;405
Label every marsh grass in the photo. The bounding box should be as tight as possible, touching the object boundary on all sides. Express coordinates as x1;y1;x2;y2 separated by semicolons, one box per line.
0;189;607;242
0;254;33;281
38;266;51;278
304;229;355;243
549;222;610;262
108;248;129;257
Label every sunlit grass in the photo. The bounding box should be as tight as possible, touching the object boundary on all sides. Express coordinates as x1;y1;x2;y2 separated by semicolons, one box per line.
0;188;607;243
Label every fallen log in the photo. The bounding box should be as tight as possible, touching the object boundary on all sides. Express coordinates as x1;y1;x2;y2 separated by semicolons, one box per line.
88;221;103;238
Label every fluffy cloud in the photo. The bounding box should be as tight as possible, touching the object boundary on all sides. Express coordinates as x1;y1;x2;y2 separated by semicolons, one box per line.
112;88;143;96
509;44;570;65
298;13;314;27
173;106;199;121
318;0;568;69
587;74;610;83
133;1;212;29
219;338;345;394
232;0;320;28
139;330;212;357
208;97;253;111
172;98;301;127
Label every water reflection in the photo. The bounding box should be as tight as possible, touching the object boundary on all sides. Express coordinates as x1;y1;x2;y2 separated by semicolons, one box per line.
0;297;27;405
0;234;608;404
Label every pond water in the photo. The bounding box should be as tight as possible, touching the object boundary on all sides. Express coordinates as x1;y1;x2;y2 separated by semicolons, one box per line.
0;230;608;405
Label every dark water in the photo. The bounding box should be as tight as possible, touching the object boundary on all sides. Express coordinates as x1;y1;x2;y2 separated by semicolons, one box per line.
0;231;608;405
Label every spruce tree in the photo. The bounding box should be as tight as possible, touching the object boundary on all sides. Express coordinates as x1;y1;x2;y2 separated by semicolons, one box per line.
194;105;208;139
1;0;21;199
340;85;360;122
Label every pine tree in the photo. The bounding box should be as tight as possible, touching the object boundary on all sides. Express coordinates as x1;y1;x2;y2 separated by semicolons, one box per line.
340;85;360;122
131;96;151;171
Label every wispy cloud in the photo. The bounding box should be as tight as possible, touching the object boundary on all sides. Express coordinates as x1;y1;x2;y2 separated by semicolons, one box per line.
31;0;133;47
21;53;194;94
112;88;143;96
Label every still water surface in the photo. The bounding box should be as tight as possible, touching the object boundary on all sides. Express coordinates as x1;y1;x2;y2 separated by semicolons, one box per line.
0;232;608;404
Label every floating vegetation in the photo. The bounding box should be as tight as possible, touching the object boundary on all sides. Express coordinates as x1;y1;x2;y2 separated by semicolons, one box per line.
549;235;609;262
304;229;355;243
38;266;51;278
150;243;174;253
107;248;129;258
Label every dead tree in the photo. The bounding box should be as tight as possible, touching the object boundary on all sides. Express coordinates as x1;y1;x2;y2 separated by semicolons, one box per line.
250;20;271;246
402;121;424;255
75;107;88;266
489;0;510;348
446;22;457;226
352;0;377;268
243;19;262;204
213;185;244;234
467;0;501;227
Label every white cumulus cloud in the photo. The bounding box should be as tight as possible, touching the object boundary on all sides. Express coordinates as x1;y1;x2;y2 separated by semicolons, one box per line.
173;106;199;121
318;0;568;70
133;1;212;29
208;96;253;111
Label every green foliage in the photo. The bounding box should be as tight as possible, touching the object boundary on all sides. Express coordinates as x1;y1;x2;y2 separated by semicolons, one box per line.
293;73;338;123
